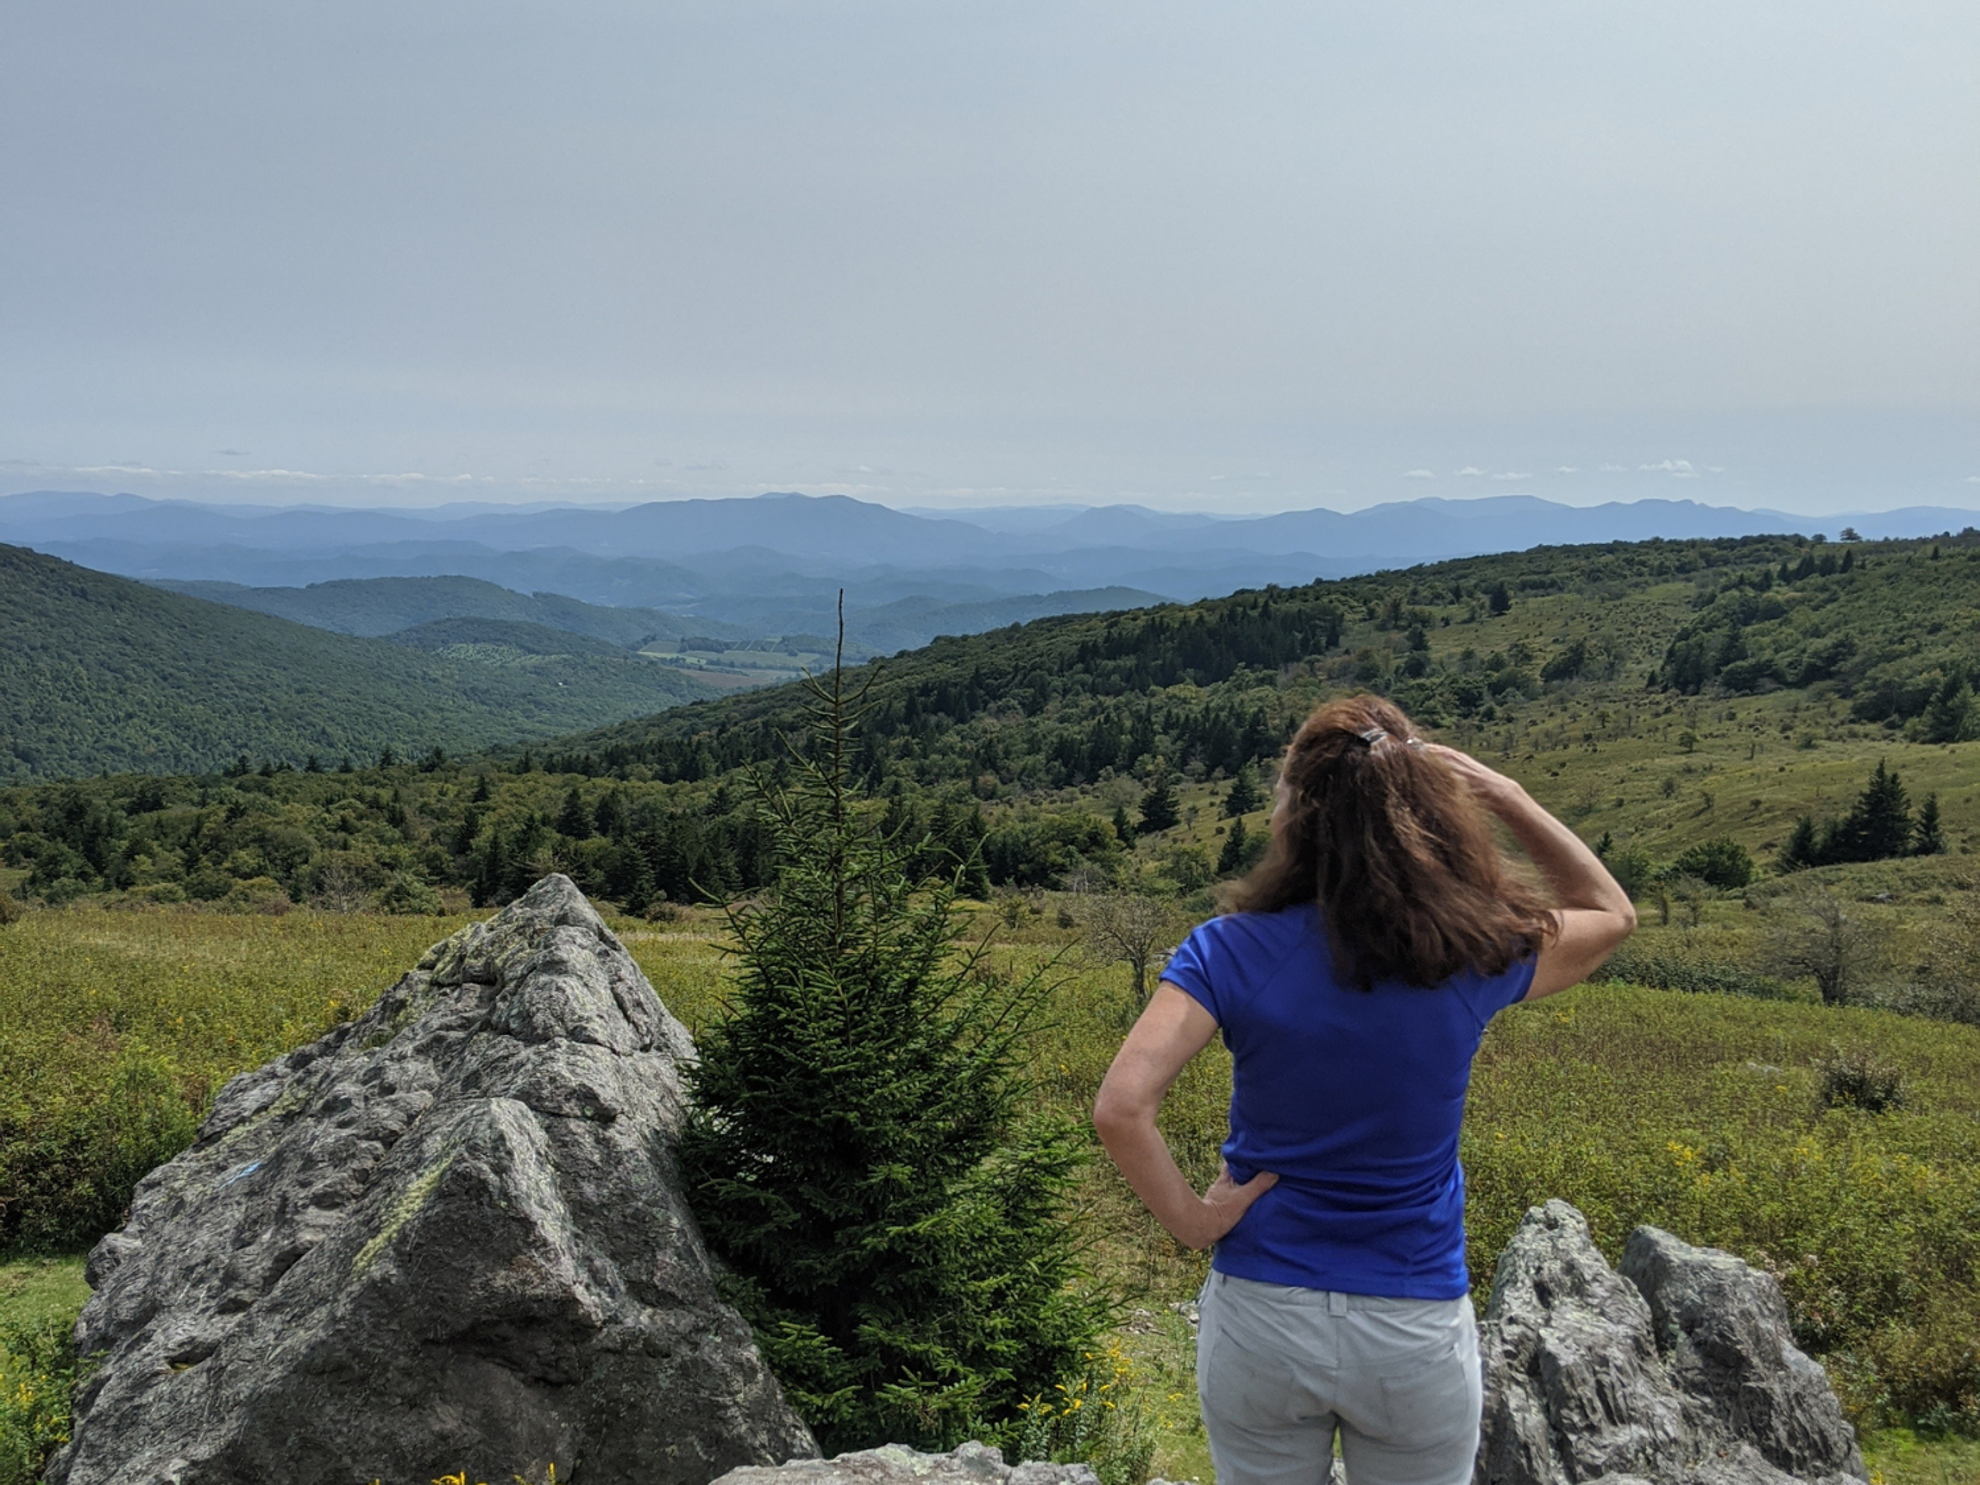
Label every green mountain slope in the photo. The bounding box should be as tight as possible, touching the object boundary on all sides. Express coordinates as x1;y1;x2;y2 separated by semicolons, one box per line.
384;615;653;659
150;574;731;647
547;531;1979;771
0;546;716;780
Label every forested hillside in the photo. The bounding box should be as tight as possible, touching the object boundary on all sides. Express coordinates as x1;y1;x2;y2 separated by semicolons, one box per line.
7;528;1979;916
0;545;716;780
544;530;1980;787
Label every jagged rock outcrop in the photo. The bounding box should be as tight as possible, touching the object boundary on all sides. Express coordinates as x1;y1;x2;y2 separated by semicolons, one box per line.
715;1443;1099;1485
1476;1201;1864;1485
51;875;816;1485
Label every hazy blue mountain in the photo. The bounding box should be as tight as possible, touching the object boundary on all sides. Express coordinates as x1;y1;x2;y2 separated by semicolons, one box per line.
151;575;728;646
139;564;1168;660
9;489;1976;637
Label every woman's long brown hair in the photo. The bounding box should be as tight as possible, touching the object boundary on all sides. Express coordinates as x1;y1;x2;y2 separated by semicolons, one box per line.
1226;695;1556;989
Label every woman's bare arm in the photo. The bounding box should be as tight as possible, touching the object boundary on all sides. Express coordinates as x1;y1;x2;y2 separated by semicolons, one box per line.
1423;744;1637;1000
1093;986;1278;1249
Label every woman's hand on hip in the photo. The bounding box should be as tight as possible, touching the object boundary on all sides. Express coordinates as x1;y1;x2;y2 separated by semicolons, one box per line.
1096;986;1277;1251
1184;1163;1279;1250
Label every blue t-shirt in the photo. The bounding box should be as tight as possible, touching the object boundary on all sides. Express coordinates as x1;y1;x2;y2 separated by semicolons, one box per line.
1162;903;1534;1299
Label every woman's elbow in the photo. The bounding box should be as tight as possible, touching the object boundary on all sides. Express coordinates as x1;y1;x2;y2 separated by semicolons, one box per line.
1091;1084;1148;1145
1615;900;1639;938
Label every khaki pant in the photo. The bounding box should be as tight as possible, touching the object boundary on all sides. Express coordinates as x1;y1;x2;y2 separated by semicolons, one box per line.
1195;1271;1482;1485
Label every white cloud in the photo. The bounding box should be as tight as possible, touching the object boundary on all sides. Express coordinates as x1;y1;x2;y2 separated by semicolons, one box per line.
1556;466;1578;474
1457;466;1485;477
1490;471;1533;481
1403;469;1435;479
1639;459;1698;477
1600;463;1628;472
1968;475;1980;483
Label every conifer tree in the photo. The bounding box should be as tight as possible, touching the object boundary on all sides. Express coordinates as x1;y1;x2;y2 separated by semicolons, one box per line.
1836;760;1912;863
1137;773;1180;834
1913;794;1945;857
555;786;592;839
1217;816;1250;877
1920;675;1977;744
1777;816;1819;872
679;623;1102;1453
1223;766;1262;818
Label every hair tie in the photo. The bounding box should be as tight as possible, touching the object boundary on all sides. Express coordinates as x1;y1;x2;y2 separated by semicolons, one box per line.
1355;727;1388;748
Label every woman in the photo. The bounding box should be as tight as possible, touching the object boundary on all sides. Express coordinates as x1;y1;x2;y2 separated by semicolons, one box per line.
1093;696;1635;1485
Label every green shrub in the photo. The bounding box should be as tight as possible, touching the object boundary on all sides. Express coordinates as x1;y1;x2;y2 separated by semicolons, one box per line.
375;870;442;915
1669;837;1755;890
0;1314;95;1485
0;1046;199;1250
1010;1341;1157;1485
1593;944;1801;1001
1818;1045;1907;1114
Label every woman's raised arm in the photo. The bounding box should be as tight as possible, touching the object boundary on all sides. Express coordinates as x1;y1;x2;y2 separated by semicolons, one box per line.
1424;744;1637;1000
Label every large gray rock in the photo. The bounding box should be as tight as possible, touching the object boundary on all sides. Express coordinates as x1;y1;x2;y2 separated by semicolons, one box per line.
1476;1201;1864;1485
52;875;816;1485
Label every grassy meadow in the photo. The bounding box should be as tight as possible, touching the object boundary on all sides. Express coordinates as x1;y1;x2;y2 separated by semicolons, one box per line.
5;894;1980;1483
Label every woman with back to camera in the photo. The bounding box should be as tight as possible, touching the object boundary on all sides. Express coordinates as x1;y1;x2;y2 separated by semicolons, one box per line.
1093;696;1635;1485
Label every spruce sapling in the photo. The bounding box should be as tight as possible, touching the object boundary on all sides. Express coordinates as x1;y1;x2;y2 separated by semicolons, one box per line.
679;606;1104;1454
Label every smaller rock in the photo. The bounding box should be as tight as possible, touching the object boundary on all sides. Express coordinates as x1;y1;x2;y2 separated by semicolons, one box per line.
1620;1227;1864;1484
1476;1201;1866;1485
714;1443;1097;1485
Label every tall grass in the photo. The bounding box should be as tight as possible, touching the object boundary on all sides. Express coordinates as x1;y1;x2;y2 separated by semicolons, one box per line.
0;909;472;1249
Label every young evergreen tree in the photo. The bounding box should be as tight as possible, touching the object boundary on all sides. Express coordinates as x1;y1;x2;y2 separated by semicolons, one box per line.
1835;760;1912;863
1111;804;1135;846
678;638;1103;1454
1222;766;1262;818
1913;794;1946;856
555;786;592;839
1920;675;1977;743
1777;815;1820;872
1137;774;1180;834
1216;816;1250;877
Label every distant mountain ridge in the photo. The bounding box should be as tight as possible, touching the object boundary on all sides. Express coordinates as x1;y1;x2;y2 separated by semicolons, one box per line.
8;487;1974;588
7;489;1977;665
151;575;733;646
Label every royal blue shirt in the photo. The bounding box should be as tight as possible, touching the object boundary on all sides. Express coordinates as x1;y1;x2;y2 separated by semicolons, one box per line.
1162;903;1534;1299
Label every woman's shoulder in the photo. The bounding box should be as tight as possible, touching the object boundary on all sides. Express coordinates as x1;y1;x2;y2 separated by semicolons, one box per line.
1167;903;1320;1018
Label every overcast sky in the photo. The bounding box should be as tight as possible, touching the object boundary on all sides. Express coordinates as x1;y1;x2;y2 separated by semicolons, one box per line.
3;1;1976;513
